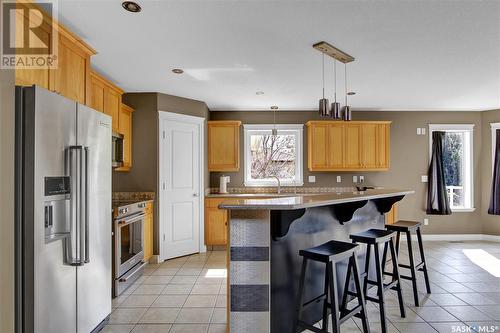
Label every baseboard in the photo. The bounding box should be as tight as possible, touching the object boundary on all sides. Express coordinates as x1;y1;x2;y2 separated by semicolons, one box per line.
401;234;500;242
149;255;161;264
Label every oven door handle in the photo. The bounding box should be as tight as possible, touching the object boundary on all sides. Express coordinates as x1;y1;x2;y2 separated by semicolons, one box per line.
116;213;145;227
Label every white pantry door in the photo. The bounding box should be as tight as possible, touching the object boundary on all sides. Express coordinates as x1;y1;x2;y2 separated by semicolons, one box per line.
159;112;203;260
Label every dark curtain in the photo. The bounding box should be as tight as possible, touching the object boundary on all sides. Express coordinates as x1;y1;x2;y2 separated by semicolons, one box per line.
488;129;500;215
427;131;452;215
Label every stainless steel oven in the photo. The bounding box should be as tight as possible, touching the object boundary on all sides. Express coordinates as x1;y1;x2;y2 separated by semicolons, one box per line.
112;201;148;296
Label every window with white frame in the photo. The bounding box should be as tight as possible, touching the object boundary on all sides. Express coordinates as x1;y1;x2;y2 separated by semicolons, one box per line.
429;124;474;211
243;124;303;187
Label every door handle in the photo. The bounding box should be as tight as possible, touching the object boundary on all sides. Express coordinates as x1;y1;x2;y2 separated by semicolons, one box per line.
193;193;199;197
83;147;90;264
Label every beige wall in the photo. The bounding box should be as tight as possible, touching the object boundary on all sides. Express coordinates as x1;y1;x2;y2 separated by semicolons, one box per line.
114;93;209;253
480;109;500;235
210;110;485;235
0;67;15;332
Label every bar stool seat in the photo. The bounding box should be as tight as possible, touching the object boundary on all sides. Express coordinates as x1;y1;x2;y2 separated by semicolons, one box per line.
349;229;394;244
384;220;431;307
293;240;370;333
299;240;358;262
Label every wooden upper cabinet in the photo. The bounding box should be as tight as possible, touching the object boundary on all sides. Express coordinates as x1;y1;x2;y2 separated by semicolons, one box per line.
307;121;391;171
208;121;241;172
89;71;124;132
14;2;96;105
51;34;93;104
344;123;363;169
115;104;134;172
308;122;329;170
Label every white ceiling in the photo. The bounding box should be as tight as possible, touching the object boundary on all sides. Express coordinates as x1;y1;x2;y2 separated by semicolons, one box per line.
55;0;500;111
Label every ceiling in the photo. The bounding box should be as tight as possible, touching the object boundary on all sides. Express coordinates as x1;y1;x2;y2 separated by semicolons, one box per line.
54;0;500;111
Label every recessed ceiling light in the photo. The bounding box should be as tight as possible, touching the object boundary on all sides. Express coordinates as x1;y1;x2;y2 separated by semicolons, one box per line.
172;68;184;74
270;106;279;110
256;91;265;95
122;1;141;13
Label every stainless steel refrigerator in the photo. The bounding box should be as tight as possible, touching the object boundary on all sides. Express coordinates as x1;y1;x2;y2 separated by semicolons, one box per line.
15;86;112;333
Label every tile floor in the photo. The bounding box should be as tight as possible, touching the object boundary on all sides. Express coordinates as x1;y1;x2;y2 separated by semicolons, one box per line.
102;240;500;333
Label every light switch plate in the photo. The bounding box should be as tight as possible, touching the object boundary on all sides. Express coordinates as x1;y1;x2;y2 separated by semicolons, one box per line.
352;176;358;183
336;176;341;183
417;128;422;135
422;128;426;135
421;175;428;183
359;175;365;183
424;218;429;225
308;175;316;183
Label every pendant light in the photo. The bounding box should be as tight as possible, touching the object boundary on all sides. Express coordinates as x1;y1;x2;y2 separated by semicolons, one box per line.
318;53;330;117
271;106;278;136
342;63;352;121
330;59;340;119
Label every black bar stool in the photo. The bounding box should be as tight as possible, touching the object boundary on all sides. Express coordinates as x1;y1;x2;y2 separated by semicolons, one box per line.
350;229;405;333
384;220;431;306
293;240;370;333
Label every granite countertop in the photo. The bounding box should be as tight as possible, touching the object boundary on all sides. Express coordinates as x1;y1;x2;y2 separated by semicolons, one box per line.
218;188;414;210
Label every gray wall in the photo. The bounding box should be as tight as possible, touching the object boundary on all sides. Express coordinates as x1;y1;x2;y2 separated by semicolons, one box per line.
480;109;500;235
113;93;209;253
210;110;486;235
0;67;15;332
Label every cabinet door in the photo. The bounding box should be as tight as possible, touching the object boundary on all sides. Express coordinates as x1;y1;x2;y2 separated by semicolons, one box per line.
143;212;153;261
205;208;227;245
89;73;105;112
361;123;378;168
51;35;89;104
344;124;362;169
377;124;390;168
105;87;121;132
328;123;345;169
208;121;241;171
14;8;51;89
115;104;133;171
308;123;329;170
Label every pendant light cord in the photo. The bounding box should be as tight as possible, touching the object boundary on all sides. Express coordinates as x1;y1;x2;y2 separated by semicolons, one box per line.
344;63;348;105
322;53;325;99
334;60;337;102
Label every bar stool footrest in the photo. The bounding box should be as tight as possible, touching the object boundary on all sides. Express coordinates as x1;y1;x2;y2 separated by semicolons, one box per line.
297;320;327;333
340;305;363;324
302;294;327;308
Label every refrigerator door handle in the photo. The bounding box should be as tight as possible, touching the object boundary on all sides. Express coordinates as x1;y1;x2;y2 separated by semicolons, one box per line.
65;146;85;266
83;146;90;264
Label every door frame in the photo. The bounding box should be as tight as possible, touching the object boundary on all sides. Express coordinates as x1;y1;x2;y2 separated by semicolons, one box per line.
158;111;206;261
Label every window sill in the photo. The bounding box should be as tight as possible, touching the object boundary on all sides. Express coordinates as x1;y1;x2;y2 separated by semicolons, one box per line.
244;182;304;187
451;208;476;213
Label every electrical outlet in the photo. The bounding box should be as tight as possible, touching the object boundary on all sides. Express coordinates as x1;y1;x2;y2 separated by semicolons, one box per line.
417;128;422;135
336;176;342;183
308;175;316;183
421;175;428;183
359;175;365;183
424;218;429;226
352;175;358;183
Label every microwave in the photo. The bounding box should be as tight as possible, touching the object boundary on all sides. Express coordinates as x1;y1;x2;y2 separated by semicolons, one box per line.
112;131;124;168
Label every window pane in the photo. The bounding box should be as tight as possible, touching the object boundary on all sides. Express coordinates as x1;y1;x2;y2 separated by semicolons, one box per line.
443;132;465;208
250;134;296;180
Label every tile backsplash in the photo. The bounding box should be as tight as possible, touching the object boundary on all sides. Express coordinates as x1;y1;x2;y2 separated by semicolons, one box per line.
206;186;356;195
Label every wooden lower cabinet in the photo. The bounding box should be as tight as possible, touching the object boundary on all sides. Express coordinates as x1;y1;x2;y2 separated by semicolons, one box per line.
143;202;154;262
205;198;228;246
385;204;398;225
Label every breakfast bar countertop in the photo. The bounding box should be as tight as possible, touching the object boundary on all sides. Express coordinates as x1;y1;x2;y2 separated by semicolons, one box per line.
218;188;414;210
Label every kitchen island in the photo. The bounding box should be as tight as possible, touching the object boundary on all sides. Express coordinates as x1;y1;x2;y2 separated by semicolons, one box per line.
219;189;414;333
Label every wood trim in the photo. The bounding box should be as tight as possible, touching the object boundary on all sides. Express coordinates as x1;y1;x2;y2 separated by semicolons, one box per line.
90;70;125;94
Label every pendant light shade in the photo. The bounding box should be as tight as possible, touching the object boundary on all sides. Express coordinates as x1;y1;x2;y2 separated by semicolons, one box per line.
342;63;352;121
331;59;341;119
318;53;330;117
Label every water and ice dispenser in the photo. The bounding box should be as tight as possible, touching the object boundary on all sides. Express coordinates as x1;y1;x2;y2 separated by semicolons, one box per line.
44;176;71;243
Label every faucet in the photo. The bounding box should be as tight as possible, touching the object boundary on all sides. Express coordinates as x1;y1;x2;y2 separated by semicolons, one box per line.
272;176;281;194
